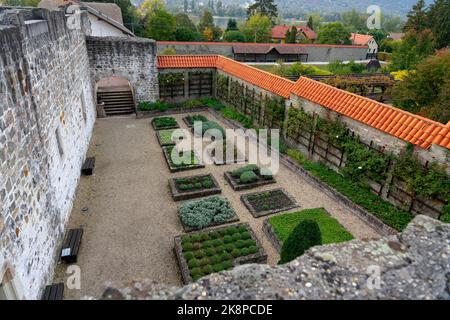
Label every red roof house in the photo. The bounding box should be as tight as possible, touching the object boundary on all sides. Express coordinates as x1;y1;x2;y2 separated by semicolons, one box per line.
271;25;317;43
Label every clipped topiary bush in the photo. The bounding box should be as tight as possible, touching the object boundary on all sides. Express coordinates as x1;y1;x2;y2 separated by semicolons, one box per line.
222;260;233;269
241;248;250;256
231;248;241;257
188;259;200;268
279;219;322;264
231;164;259;178
202;265;213;274
193;249;205;259
183;251;194;260
249;246;258;254
240;171;258;184
182;242;193;251
213;264;224;272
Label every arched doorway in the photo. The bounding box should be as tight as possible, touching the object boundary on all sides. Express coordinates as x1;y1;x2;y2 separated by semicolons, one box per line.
96;77;135;116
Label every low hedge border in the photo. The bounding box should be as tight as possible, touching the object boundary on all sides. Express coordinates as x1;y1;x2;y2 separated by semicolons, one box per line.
224;170;277;191
169;174;222;201
173;222;268;284
182;115;209;128
262;218;282;252
151;119;180;131
155;129;179;147
137;106;208;119
240;188;300;218
162;146;205;173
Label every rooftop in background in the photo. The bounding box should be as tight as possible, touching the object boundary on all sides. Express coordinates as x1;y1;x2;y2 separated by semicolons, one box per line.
389;32;405;41
157;55;450;150
156;41;368;49
271;25;318;40
350;33;375;46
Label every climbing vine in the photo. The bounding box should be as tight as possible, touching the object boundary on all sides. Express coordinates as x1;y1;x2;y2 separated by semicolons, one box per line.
158;72;184;86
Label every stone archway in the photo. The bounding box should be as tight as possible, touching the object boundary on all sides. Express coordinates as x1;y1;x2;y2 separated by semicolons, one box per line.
85;36;159;104
95;76;135;116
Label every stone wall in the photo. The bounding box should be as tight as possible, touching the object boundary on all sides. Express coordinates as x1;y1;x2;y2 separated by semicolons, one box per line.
0;8;96;299
86;36;159;102
156;42;369;62
101;215;450;300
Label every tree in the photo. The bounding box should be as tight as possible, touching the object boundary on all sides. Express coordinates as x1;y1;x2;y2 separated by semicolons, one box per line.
369;29;388;44
341;9;368;32
216;1;224;16
223;30;246;42
317;23;351;45
175;13;197;32
390;29;435;70
427;0;450;49
226;18;238;31
279;220;322;264
392;49;450;123
403;0;429;33
242;13;272;43
307;16;314;30
175;27;200;41
382;16;405;33
247;0;278;23
144;9;176;41
285;26;297;43
138;0;165;16
198;10;222;41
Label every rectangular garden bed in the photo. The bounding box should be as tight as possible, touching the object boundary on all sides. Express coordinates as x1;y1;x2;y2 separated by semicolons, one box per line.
151;116;180;130
262;208;354;252
137;106;208;119
182;114;208;128
156;129;185;147
169;174;221;201
224;164;276;191
211;146;246;165
162;145;204;173
173;223;268;284
177;196;239;232
241;188;299;218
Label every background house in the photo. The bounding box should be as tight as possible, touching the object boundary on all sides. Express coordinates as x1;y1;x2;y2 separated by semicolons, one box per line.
271;25;317;43
39;0;134;37
350;33;378;59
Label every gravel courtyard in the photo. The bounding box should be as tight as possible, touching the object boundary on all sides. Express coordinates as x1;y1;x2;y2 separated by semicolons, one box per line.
53;111;380;299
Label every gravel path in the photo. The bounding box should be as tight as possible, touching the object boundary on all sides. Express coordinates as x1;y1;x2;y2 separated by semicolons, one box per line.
53;111;380;299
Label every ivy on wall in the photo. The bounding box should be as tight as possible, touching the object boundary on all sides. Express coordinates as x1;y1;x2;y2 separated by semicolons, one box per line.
158;72;184;86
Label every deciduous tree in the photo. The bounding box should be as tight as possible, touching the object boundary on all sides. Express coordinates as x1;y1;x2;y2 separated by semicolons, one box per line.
247;0;278;23
317;22;351;45
242;13;272;43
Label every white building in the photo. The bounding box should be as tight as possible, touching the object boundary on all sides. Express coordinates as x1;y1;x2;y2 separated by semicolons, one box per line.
350;33;378;59
39;0;135;37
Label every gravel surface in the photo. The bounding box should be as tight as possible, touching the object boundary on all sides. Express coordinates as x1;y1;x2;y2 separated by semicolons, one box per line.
53;111;380;299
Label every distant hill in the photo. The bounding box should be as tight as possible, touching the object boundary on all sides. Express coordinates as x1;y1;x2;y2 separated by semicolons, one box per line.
161;0;434;18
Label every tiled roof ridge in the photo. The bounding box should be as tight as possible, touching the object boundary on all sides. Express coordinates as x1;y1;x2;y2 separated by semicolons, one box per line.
156;55;450;150
156;41;368;49
295;76;444;127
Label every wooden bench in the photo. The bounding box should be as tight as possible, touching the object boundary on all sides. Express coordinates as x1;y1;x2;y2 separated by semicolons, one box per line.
81;157;95;175
60;228;83;263
41;283;64;300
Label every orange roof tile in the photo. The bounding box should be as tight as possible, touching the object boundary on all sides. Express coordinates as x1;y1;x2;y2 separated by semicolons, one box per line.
292;77;449;150
156;55;450;150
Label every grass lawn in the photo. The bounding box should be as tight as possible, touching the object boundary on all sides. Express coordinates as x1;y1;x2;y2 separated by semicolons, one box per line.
268;208;354;244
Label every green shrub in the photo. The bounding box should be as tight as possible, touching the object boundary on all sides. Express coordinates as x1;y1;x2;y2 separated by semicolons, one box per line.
209;231;220;239
179;196;236;229
213;264;224;272
199;121;226;139
181;235;191;243
202;179;214;188
193;249;205;259
235;240;246;248
237;225;248;233
180;184;194;191
223;235;233;243
440;213;450;223
231;248;241;257
221;252;232;261
215;245;226;253
192;242;202;250
183;252;194;260
202;240;213;248
219;229;228;236
205;247;216;256
279;219;322;264
226;226;239;235
221;107;253;128
190;267;202;277
211;255;222;264
194;182;202;188
188;259;200;268
199;257;211;266
231;164;259;177
225;244;234;252
191;234;201;242
200;233;209;241
212;239;222;246
240;171;258;184
244;239;256;247
202;265;213;274
222;260;233;269
240;231;251;239
231;233;241;241
153;117;177;129
241;248;250;256
139;101;175;111
249;246;258;254
182;242;193;251
259;168;273;180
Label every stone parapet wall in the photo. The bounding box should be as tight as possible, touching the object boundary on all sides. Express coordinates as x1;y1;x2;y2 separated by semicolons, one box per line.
0;8;96;299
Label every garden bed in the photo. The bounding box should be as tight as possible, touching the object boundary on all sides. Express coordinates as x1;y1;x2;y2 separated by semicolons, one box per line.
156;129;185;147
151;117;179;130
224;164;276;191
241;188;299;218
263;208;354;252
178;196;239;232
173;223;267;284
210;141;246;165
183;114;209;128
162;145;204;172
169;174;221;201
137;106;208;119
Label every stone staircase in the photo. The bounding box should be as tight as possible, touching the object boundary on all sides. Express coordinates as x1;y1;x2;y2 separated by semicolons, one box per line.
97;86;135;116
